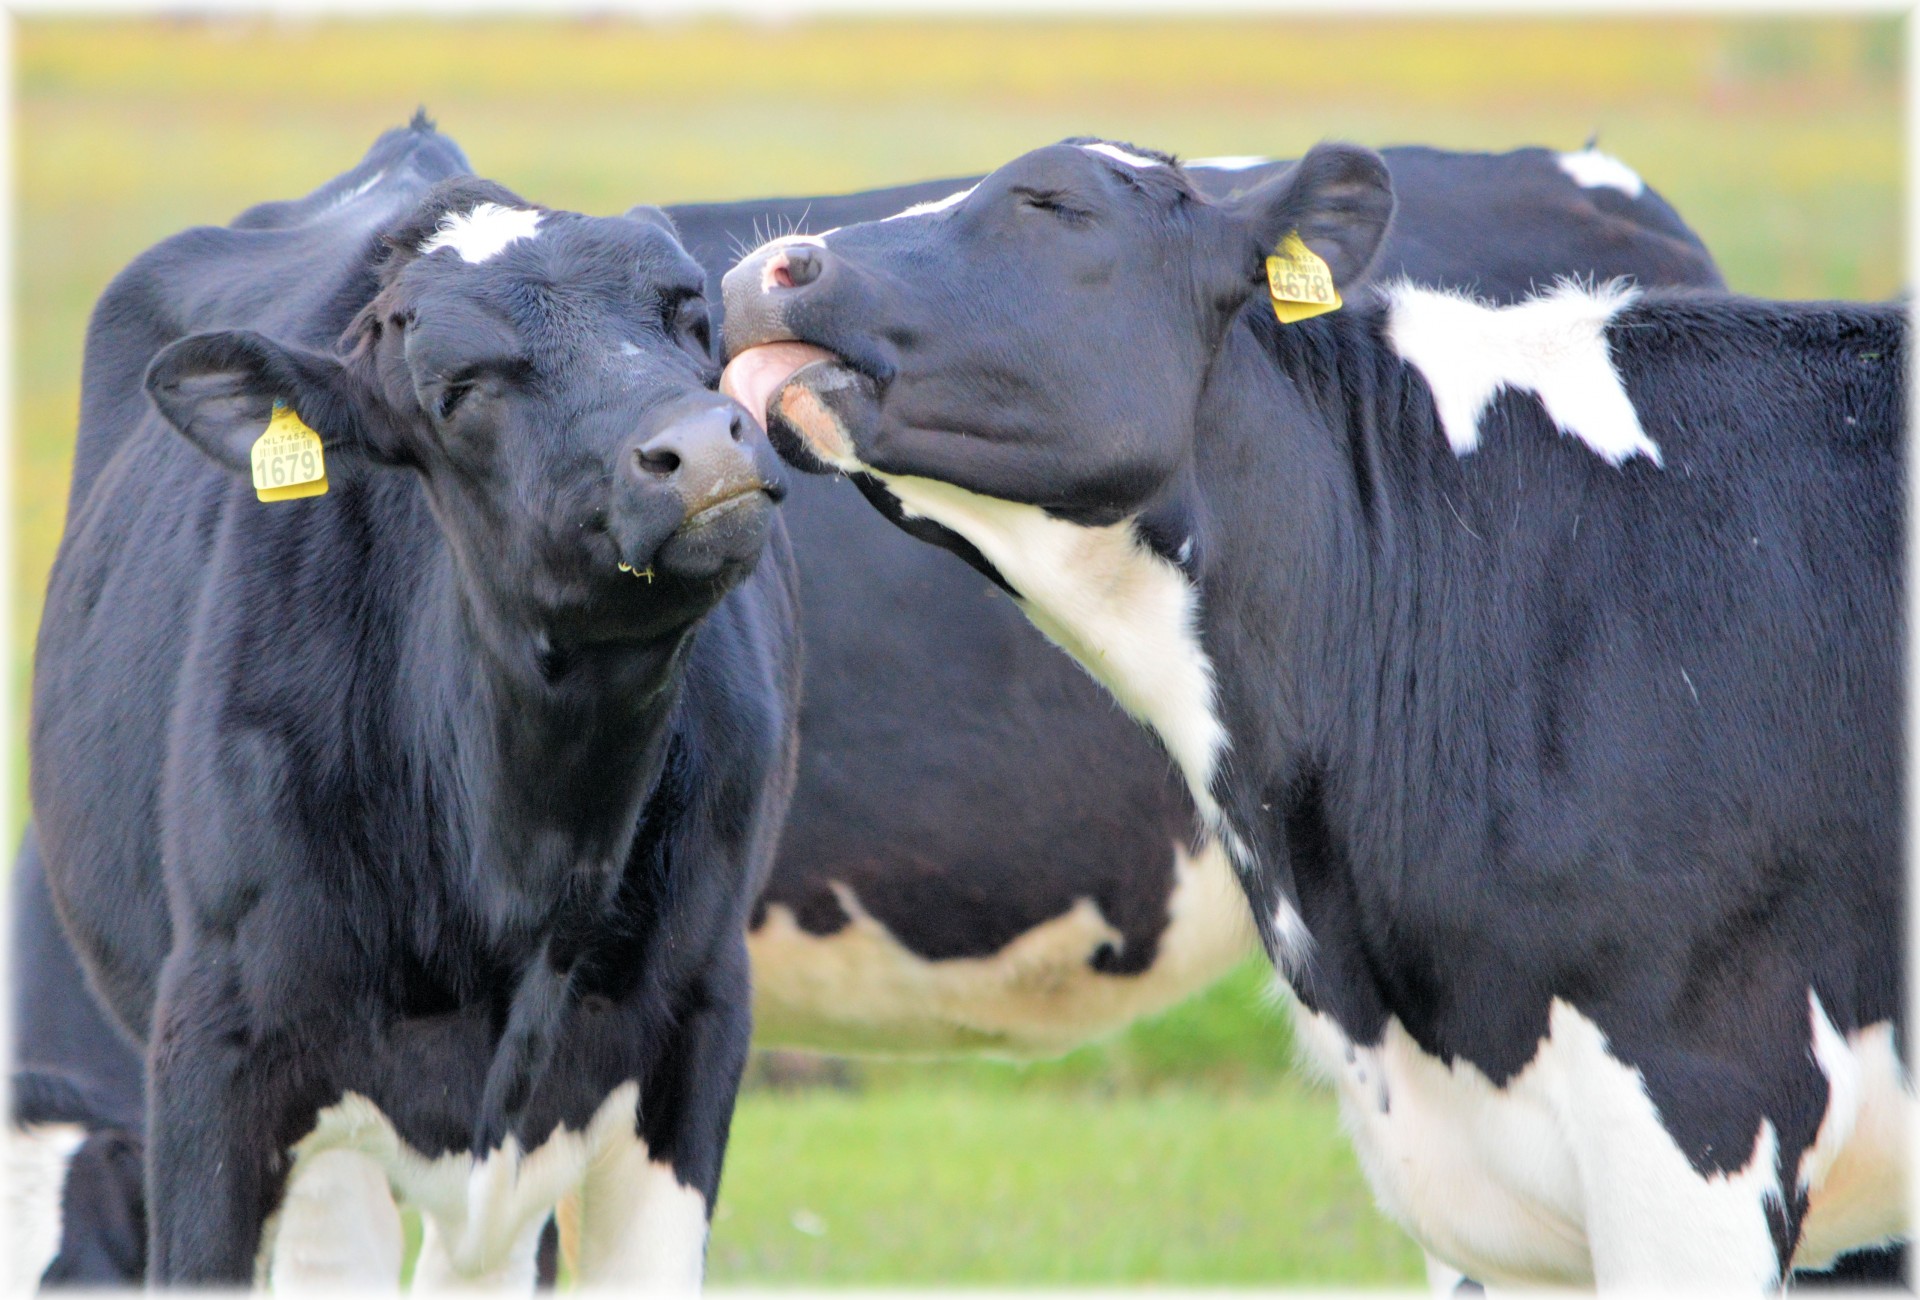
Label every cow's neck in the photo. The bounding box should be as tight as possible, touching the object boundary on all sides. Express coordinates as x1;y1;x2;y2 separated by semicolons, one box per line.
404;540;692;935
1186;312;1490;1030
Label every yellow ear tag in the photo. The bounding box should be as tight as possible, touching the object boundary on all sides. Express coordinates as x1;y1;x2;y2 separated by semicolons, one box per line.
250;401;329;503
1265;231;1342;325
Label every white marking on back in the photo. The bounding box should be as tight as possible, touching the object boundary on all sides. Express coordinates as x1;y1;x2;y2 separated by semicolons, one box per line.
419;202;542;264
1386;280;1662;467
749;838;1257;1056
330;170;386;209
1080;142;1163;170
1556;147;1646;197
1292;995;1790;1287
6;1121;85;1292
1188;155;1271;171
884;186;976;221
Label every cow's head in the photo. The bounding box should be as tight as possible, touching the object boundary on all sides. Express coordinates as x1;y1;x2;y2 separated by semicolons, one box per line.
718;139;1391;554
148;177;784;648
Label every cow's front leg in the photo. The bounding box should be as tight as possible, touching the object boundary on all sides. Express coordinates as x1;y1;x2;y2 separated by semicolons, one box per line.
1552;1003;1795;1291
570;948;753;1289
145;940;315;1284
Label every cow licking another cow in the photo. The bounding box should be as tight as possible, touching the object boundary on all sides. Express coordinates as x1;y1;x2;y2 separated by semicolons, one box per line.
721;139;1907;1288
10;120;1906;1290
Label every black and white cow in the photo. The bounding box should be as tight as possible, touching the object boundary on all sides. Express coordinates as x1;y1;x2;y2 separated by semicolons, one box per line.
719;138;1907;1288
27;116;797;1285
15;144;1726;1073
689;143;1724;1055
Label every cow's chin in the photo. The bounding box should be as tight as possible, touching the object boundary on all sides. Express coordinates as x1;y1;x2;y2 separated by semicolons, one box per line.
720;344;880;476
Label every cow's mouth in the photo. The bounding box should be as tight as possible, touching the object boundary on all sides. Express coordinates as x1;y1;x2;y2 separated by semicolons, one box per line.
720;342;881;476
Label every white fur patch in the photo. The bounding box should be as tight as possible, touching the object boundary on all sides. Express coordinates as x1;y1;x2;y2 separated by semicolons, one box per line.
1293;996;1791;1287
562;1140;708;1288
884;186;976;221
877;473;1229;828
1556;147;1646;197
1386;281;1662;467
1188;155;1271;171
6;1122;85;1292
749;838;1257;1056
1080;142;1163;170
419;202;542;264
1793;1007;1912;1269
260;1082;696;1289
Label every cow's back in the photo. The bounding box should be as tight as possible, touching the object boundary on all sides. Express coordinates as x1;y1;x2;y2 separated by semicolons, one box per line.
32;123;468;1037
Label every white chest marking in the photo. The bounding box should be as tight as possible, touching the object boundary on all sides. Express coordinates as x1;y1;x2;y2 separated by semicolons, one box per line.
419;202;542;263
1385;280;1662;468
1556;147;1647;197
261;1082;707;1289
748;837;1257;1056
1079;142;1162;170
884;187;976;221
1794;997;1912;1268
876;475;1224;814
1292;990;1908;1287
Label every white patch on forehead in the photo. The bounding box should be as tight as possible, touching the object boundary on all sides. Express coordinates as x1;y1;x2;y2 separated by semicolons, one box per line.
884;186;976;222
7;1121;86;1291
1292;996;1791;1287
1556;147;1646;197
1080;142;1163;170
1386;280;1661;468
419;202;543;264
1188;155;1271;171
749;838;1257;1056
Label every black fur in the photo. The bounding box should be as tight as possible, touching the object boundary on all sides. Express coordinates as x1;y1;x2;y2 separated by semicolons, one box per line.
28;119;798;1283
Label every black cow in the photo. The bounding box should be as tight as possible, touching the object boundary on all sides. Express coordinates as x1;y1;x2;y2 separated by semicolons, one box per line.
720;138;1906;1287
26;116;797;1285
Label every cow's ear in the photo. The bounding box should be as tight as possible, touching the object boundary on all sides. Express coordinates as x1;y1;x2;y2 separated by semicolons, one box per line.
145;330;409;473
1213;142;1394;300
623;204;681;240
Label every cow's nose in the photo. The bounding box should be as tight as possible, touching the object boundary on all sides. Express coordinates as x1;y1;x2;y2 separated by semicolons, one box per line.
776;245;825;290
628;405;763;518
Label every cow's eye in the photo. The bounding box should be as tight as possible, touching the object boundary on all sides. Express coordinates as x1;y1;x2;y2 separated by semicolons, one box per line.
669;294;713;360
1017;191;1088;223
436;377;475;421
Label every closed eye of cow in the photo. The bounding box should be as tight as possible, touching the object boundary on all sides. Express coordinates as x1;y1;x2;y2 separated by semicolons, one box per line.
27;117;801;1287
720;136;1907;1287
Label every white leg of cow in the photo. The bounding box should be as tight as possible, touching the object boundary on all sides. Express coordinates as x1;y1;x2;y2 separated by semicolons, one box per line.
570;1142;709;1290
409;1212;545;1293
1424;1252;1471;1295
1549;1002;1784;1291
264;1148;405;1290
7;1122;85;1292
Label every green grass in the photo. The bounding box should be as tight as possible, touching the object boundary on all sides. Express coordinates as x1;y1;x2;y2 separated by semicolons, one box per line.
11;14;1901;1287
711;1082;1421;1285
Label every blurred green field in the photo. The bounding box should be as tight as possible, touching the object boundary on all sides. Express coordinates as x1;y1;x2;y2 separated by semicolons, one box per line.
11;14;1902;1288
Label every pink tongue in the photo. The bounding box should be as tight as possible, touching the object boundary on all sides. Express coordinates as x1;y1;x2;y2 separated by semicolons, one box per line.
720;342;839;433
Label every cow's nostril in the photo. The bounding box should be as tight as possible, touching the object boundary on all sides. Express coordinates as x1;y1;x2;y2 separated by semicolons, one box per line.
783;246;823;289
636;446;681;476
728;412;748;442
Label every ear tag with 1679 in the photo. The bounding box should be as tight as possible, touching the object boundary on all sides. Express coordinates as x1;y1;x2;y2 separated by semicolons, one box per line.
251;401;329;503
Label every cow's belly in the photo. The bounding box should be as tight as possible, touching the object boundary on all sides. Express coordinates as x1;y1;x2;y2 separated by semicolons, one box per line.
748;838;1257;1056
1290;1003;1592;1285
